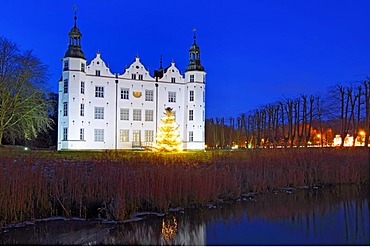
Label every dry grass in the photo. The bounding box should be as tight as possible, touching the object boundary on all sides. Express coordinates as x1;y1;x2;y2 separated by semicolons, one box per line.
0;147;368;228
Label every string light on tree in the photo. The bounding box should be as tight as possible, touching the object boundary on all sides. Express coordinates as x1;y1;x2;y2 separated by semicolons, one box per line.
154;107;183;152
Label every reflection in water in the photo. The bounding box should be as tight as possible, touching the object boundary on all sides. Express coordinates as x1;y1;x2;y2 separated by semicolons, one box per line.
0;185;368;245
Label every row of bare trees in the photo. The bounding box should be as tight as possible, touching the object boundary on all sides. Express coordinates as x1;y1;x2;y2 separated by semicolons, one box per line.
206;80;370;148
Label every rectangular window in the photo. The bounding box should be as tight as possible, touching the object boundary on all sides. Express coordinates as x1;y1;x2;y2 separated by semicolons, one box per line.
189;90;194;101
95;70;100;76
80;128;84;140
145;130;154;142
190;75;194;82
121;88;129;100
145;110;153;121
171;77;176;83
81;63;85;72
94;107;104;119
145;90;153;101
189;131;194;142
63;127;68;141
189;110;194;121
63;61;69;71
131;74;136;80
63;102;68;116
94;129;104;142
120;129;129;142
80;103;84;116
81;81;85;94
203;91;205;103
133;109;141;121
168;91;176;103
203;110;205;122
133;130;141;144
138;74;143;80
120;108;129;120
95;86;104;98
63;79;68;93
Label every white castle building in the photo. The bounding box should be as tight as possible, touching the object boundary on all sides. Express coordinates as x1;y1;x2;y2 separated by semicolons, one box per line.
57;15;206;150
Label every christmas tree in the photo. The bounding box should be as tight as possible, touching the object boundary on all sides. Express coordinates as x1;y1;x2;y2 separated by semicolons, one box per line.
154;107;183;152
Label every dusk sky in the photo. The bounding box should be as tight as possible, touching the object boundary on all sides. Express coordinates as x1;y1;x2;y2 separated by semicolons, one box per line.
1;0;369;118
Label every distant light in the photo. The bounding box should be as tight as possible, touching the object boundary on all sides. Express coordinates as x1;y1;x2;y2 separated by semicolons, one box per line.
24;147;29;151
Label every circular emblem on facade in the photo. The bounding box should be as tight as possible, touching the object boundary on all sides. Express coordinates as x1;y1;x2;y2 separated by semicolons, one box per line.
133;91;142;98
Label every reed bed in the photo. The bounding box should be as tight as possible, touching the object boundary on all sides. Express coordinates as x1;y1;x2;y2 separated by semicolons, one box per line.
0;148;368;228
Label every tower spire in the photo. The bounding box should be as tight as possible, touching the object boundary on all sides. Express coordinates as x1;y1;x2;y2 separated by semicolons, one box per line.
64;7;85;59
186;28;204;72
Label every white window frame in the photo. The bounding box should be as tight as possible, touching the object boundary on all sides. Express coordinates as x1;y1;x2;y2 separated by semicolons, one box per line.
189;109;194;121
168;91;176;103
81;63;85;72
95;86;104;98
80;103;84;116
120;108;129;121
145;90;153;101
190;75;194;82
131;74;136;80
138;74;143;80
63;79;68;93
189;90;194;101
189;131;194;142
63;127;68;141
80;128;84;140
63;61;69;71
63;102;68;116
120;129;129;142
133;109;142;121
95;70;100;76
145;110;153;121
94;129;104;142
145;130;154;142
171;77;176;83
94;107;104;119
121;88;129;100
81;81;85;94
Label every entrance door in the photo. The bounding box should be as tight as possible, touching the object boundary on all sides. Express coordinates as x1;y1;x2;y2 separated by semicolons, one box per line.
132;130;141;147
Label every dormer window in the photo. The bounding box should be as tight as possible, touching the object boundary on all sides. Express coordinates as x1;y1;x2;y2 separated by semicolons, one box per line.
190;75;194;82
132;74;136;80
171;77;176;83
95;70;100;76
138;74;143;80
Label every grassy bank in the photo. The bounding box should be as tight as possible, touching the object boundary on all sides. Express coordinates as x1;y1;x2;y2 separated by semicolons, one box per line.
0;148;368;228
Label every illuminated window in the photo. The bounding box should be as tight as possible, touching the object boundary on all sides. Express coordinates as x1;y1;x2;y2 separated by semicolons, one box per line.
133;109;141;121
145;130;154;142
94;129;104;142
189;90;194;101
121;88;129;100
145;110;153;121
189;131;194;142
63;102;68;116
120;129;129;142
63;79;68;93
95;86;104;98
145;90;153;101
120;108;129;120
168;91;176;103
94;107;104;119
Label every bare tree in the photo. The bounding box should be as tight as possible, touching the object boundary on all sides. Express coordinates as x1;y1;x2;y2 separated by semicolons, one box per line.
0;37;52;145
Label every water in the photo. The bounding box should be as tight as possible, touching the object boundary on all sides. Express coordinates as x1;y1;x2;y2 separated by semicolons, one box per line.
1;185;369;245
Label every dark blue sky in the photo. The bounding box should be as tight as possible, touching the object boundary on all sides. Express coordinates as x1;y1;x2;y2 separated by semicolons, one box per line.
1;0;369;118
